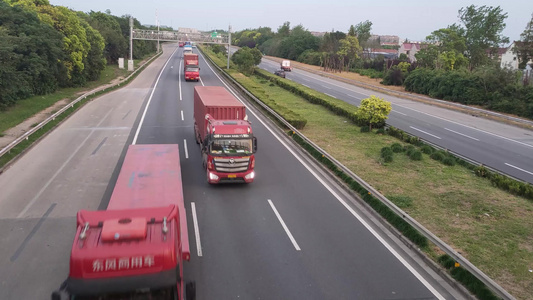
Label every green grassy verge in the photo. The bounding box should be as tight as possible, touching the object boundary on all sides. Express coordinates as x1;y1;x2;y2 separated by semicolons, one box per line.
0;52;161;169
201;46;533;300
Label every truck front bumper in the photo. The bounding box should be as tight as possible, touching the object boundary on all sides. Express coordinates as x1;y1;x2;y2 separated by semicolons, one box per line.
208;169;255;184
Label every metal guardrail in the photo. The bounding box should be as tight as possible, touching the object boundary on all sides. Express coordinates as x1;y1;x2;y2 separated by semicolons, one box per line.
0;51;162;161
200;47;516;300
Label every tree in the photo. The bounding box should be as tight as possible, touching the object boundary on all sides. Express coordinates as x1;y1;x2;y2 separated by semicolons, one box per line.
458;5;509;69
348;25;356;37
231;47;260;75
353;20;372;45
0;0;65;108
416;25;468;70
356;95;392;130
85;11;127;64
277;21;290;37
337;36;361;71
78;16;106;82
515;13;533;69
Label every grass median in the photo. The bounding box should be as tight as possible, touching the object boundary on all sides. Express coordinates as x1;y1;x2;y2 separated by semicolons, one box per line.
201;46;533;299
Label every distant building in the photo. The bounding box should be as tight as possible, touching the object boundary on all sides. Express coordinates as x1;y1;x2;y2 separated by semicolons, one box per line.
500;42;519;70
368;48;398;59
398;42;426;62
367;35;400;46
310;31;326;37
178;27;200;34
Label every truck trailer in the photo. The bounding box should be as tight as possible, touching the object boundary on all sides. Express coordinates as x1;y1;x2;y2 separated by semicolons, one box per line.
184;53;200;81
193;86;257;184
52;144;195;300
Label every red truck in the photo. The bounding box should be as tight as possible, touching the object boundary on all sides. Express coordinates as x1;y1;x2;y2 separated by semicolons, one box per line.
281;60;292;71
193;86;257;184
52;144;195;300
184;53;200;82
179;41;184;47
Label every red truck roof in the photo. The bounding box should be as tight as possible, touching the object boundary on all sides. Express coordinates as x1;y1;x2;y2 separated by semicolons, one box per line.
185;60;199;66
67;145;190;295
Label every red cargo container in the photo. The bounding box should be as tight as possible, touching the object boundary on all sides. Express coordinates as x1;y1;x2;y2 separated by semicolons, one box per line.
193;86;257;184
184;53;199;81
53;145;194;300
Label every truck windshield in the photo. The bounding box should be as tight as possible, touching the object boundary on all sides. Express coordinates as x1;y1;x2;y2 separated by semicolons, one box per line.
210;139;253;156
186;67;199;72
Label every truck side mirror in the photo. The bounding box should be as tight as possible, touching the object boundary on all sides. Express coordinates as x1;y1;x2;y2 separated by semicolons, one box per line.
253;137;258;153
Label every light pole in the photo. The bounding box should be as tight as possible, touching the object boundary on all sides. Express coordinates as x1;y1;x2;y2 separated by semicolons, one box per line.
129;17;134;71
227;25;231;69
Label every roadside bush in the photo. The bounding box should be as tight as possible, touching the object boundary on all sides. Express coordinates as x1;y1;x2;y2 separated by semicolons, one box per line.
430;151;445;162
391;143;403;153
442;157;456;166
409;150;423;161
421;145;433;154
376;128;386;134
381;147;393;156
360;126;371;132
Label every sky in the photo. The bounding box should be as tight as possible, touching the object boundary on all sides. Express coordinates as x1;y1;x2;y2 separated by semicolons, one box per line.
49;0;532;44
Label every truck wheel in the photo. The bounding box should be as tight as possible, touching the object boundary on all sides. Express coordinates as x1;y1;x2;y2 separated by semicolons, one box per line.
185;281;196;300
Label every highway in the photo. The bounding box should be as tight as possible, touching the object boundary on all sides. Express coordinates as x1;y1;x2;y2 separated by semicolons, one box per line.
0;43;465;299
246;50;533;184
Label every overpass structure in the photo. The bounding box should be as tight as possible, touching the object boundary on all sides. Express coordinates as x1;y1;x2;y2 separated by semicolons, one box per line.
132;28;229;44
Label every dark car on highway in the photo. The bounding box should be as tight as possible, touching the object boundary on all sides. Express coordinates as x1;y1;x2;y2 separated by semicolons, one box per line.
274;70;286;78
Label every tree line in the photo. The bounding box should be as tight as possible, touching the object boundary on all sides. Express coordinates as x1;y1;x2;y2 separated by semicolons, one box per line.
0;0;157;110
232;5;533;119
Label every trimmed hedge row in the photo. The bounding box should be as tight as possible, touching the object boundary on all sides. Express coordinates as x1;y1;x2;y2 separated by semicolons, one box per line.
439;255;499;300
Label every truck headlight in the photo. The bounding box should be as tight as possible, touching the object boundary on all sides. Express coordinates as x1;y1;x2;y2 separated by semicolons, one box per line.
245;171;255;180
209;172;219;180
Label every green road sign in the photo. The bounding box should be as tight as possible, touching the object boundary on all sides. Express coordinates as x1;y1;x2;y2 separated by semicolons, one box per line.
211;32;217;38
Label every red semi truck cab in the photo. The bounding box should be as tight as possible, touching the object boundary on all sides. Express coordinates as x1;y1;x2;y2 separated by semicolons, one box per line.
53;145;194;300
184;53;200;81
193;86;257;184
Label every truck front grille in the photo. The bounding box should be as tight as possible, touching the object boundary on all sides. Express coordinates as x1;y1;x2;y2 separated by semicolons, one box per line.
213;157;250;173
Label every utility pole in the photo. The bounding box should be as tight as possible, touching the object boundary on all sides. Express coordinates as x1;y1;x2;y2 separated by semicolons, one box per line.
227;24;231;69
156;9;160;53
129;17;134;71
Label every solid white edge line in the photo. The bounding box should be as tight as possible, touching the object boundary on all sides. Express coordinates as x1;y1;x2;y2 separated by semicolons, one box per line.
410;126;442;140
191;202;202;257
181;110;184;121
302;84;311;88
179;59;183;101
183;139;189;159
325;93;337;99
199;76;205;86
268;199;301;251
444;128;480;141
200;53;445;299
505;163;533;176
132;46;179;145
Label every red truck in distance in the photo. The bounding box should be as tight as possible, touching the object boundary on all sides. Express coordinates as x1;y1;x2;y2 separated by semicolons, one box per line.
52;144;195;300
184;53;200;82
178;41;184;47
194;86;257;184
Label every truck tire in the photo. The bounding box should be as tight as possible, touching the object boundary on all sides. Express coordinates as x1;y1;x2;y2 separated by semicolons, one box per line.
185;281;196;300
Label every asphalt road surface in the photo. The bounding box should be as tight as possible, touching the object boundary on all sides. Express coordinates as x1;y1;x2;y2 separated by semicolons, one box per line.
0;43;467;299
243;48;533;185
